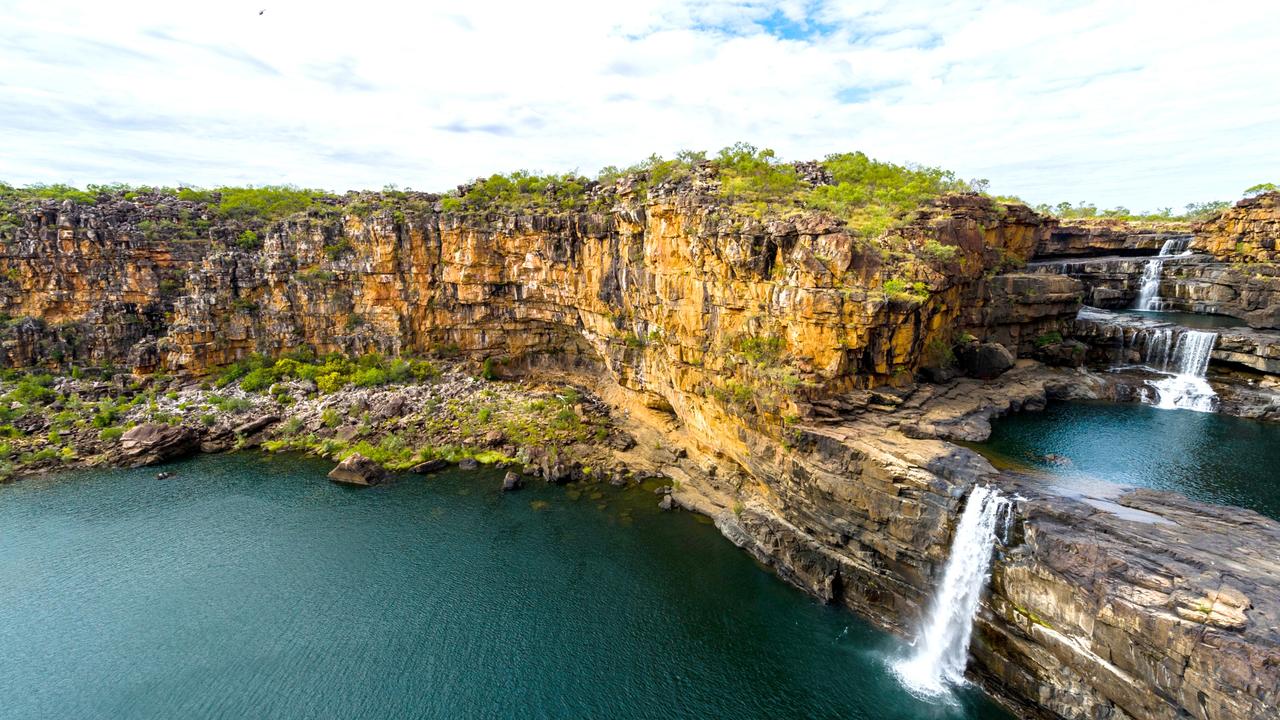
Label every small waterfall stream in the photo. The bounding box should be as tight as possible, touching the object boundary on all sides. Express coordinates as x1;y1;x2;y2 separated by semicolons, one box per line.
1147;330;1218;412
893;485;1012;698
1134;237;1191;311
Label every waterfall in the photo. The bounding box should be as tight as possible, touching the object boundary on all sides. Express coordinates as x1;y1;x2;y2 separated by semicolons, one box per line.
893;485;1012;698
1147;330;1218;412
1134;237;1191;311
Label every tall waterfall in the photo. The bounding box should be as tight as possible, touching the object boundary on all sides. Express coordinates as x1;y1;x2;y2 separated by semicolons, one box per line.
893;485;1012;698
1134;237;1191;311
1147;330;1218;412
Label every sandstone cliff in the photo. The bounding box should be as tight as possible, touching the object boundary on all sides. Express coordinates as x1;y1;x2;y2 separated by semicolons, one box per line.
3;178;1277;720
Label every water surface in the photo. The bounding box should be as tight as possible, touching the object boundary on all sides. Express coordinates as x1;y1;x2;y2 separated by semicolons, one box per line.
0;454;1010;719
979;402;1280;519
1120;309;1244;329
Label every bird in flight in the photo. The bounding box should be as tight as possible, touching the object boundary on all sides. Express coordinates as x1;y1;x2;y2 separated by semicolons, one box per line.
259;9;265;15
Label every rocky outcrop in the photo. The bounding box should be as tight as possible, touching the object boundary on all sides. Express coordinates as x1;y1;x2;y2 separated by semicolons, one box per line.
327;453;385;486
979;486;1279;720
1192;192;1280;263
1035;219;1190;259
686;365;1278;720
118;423;199;467
1073;307;1280;376
3;184;1277;720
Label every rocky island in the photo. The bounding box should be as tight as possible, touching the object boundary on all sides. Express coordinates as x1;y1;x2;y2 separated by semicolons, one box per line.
1;151;1277;720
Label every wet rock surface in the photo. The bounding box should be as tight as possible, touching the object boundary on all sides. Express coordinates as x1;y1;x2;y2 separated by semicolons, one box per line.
327;453;385;486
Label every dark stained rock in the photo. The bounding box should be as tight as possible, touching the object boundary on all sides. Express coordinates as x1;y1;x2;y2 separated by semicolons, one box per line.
200;427;236;453
457;458;478;470
119;423;199;467
501;471;522;492
1033;339;1087;367
605;431;636;451
327;453;385;486
956;341;1015;380
410;458;448;474
233;414;280;449
233;415;279;436
371;395;406;421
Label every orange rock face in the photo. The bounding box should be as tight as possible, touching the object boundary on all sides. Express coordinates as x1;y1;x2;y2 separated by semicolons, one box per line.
1192;191;1280;262
0;191;1080;456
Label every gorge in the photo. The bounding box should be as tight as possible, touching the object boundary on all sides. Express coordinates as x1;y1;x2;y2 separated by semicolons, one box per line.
1;161;1278;720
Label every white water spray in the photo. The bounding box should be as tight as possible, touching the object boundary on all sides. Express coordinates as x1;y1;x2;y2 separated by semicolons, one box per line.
893;485;1012;698
1147;330;1218;412
1134;237;1190;311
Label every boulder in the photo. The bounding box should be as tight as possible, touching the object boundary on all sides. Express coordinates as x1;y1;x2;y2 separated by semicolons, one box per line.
327;453;385;486
199;427;236;453
372;396;406;421
410;458;449;474
119;423;199;467
956;341;1015;380
1034;339;1088;368
233;414;279;437
233;414;280;448
605;431;636;451
457;458;478;470
501;471;523;492
658;495;674;511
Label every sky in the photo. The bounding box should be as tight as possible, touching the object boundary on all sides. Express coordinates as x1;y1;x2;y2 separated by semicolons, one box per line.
1;0;1277;211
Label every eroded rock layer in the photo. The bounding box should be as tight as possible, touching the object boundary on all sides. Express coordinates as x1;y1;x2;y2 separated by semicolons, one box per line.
3;190;1278;720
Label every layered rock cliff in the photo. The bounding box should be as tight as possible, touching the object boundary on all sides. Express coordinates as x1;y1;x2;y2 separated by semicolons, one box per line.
2;179;1277;720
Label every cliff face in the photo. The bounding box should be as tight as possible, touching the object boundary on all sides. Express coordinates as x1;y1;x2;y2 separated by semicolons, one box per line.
1193;192;1280;263
1035;218;1191;259
6;189;1277;720
0;192;1062;411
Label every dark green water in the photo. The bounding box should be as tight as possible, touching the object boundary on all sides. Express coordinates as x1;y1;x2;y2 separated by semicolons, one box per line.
1122;310;1244;329
0;454;1010;720
980;402;1280;520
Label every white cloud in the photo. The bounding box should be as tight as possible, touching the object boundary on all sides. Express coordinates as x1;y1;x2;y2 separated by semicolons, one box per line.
0;0;1276;210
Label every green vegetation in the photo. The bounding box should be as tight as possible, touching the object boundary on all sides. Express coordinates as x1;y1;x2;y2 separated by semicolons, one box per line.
920;239;959;263
807;151;974;237
216;186;335;222
1034;199;1226;222
597;150;705;190
1244;182;1277;198
882;278;929;303
215;352;440;395
236;230;261;250
439;171;591;214
297;267;336;283
1034;331;1064;348
714;143;802;211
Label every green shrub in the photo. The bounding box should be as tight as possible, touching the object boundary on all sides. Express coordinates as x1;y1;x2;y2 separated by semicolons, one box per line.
921;239;959;263
440;171;590;214
236;230;261;250
1034;331;1064;347
239;367;277;392
715;143;801;209
883;278;929;303
217;186;331;222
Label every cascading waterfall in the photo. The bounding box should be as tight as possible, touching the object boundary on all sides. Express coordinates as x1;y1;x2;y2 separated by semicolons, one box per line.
1134;237;1191;311
1147;330;1218;412
893;485;1012;698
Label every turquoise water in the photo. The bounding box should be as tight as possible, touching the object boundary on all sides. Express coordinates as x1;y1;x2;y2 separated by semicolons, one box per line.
0;454;1010;720
980;402;1280;520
